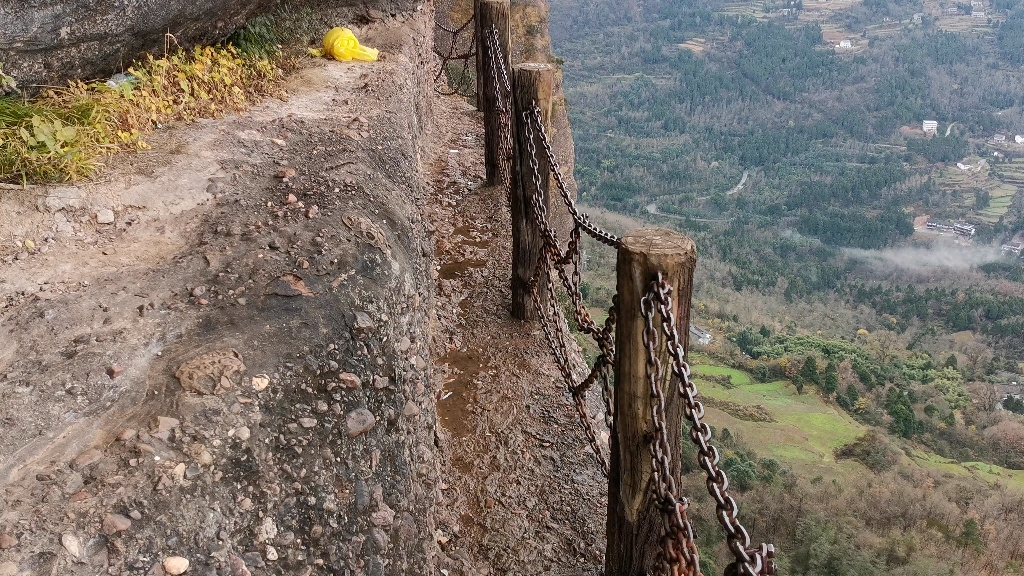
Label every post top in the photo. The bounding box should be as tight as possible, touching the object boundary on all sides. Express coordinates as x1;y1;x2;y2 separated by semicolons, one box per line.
620;228;696;257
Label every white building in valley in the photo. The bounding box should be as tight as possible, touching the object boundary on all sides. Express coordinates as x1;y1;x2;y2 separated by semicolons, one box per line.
1002;242;1024;257
689;325;713;346
923;120;938;134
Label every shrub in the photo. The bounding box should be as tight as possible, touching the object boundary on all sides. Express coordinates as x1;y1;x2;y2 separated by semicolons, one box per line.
1004;396;1024;415
822;360;839;395
834;429;901;472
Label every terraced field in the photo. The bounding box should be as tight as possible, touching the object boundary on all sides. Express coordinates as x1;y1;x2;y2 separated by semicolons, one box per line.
908;451;1024;491
935;13;1002;32
933;158;1020;222
690;356;1024;490
692;361;866;479
997;157;1024;184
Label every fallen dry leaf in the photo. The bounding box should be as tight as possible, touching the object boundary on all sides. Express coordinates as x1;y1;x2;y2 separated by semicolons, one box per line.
265;273;314;297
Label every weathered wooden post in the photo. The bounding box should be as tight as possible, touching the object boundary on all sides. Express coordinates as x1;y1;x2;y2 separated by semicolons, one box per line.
473;0;484;111
606;228;697;575
510;63;554;321
477;0;512;186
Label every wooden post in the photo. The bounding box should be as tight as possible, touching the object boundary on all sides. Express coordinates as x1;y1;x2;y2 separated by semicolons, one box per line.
478;0;512;186
510;63;554;321
474;0;484;111
606;228;697;576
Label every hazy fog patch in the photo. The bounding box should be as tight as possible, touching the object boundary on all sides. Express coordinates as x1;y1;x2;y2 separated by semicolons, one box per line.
844;244;1004;271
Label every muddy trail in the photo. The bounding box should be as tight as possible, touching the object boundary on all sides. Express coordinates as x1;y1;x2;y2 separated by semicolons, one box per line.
0;8;606;576
422;97;606;575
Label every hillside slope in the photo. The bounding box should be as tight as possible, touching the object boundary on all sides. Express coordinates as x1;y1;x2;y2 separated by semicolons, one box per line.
565;206;1024;574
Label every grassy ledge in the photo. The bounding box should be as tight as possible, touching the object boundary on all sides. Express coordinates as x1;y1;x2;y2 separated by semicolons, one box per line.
0;21;286;185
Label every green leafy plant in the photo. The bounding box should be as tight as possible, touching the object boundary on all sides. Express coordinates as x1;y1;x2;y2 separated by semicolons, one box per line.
21;116;78;153
0;64;16;95
227;15;281;60
1;44;282;184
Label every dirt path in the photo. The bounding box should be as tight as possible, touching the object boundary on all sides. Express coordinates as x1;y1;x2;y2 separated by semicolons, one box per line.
0;14;449;576
0;10;608;576
727;171;749;196
422;96;607;575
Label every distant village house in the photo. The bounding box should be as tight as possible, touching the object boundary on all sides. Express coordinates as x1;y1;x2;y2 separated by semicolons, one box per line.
1002;242;1024;257
1016;135;1024;144
993;133;1006;142
927;220;976;237
998;393;1022;411
923;120;938;134
836;39;853;48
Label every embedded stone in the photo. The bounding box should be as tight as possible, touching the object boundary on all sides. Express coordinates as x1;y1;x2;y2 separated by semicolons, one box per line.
175;349;245;395
346;409;376;437
163;556;189;575
102;513;131;535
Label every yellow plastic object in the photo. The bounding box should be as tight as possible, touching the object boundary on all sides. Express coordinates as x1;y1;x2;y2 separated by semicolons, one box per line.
320;27;379;62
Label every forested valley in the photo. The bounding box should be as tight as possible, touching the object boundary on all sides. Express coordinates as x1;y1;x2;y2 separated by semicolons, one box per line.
550;0;1024;573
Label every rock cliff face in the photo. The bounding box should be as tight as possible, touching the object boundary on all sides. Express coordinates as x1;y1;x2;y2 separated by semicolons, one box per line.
0;0;418;90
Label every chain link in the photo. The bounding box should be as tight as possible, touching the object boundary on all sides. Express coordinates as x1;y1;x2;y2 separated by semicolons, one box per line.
520;99;618;475
433;3;476;97
528;105;622;248
483;27;514;196
642;292;701;576
643;273;776;576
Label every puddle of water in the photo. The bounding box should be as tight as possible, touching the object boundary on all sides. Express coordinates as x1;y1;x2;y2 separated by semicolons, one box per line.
438;258;487;280
438;347;484;443
453;224;490;248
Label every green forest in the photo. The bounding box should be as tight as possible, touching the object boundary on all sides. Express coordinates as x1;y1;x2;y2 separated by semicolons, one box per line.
550;0;1024;573
553;0;1024;238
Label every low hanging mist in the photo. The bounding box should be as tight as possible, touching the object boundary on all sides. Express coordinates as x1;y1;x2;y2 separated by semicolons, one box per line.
843;242;1006;272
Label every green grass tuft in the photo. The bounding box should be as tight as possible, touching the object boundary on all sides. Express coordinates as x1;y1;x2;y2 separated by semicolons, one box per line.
226;15;281;60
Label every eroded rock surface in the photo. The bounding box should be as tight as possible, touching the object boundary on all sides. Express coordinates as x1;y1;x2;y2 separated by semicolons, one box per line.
175;349;246;395
0;0;419;90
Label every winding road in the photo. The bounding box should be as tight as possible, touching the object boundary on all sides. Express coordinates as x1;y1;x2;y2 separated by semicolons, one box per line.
728;170;749;195
647;170;747;223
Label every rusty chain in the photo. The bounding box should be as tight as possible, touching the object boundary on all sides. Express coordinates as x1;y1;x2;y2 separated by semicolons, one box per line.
483;27;514;196
644;273;776;576
433;0;477;97
519;99;618;475
642;291;702;576
528;105;622;249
